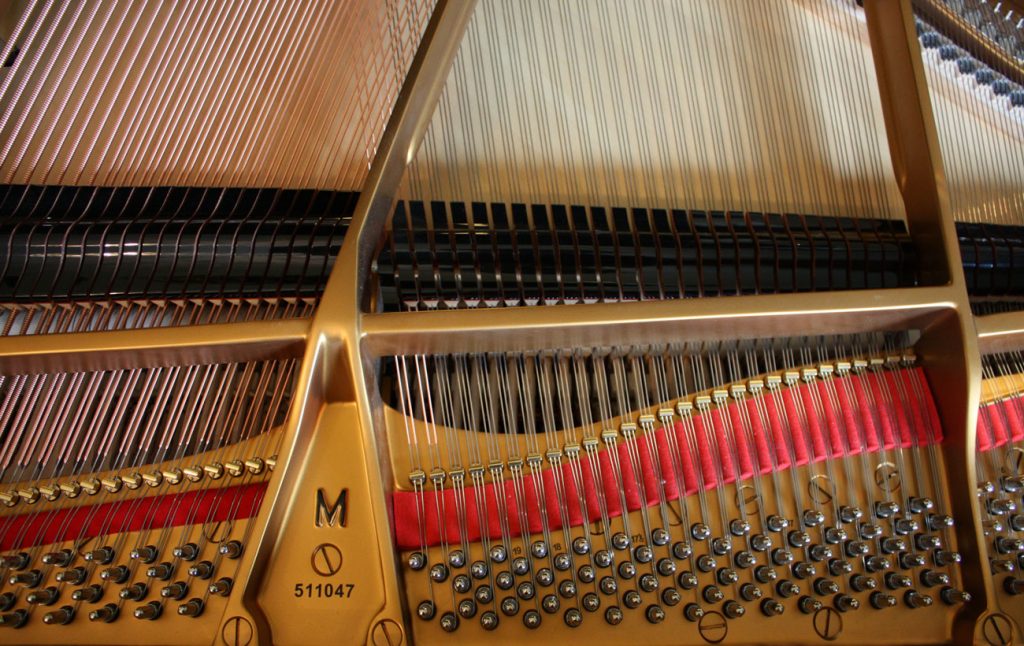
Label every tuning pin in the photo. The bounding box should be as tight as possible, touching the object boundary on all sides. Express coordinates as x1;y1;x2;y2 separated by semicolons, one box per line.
894;518;919;535
26;586;59;606
776;580;800;598
617;562;636;580
703;585;724;604
0;609;29;628
101;565;130;584
711;538;732;556
83;546;115;565
839;506;863;524
881;537;907;554
131;545;159;563
41;549;73;567
750;534;772;552
691;523;712;541
8;569;41;587
172;544;199;561
417;600;436;620
908;497;934;514
987;499;1017;516
133;601;163;621
1000;475;1024;494
661;587;681;607
802;510;825;527
760;598;784;617
684;603;704;622
934;550;961;567
645;604;666;624
0;593;12;612
1004;578;1024;595
792;562;816;580
996;537;1024;554
916;534;942;551
611;533;631;551
734;551;756;569
460;598;479;618
538;568;557;588
490;545;508;563
451;549;468;567
885;573;912;590
453;574;472;594
865;556;891;573
120;583;148;602
824;527;846;545
814;578;839;596
874;501;900;519
88;604;119;623
639;574;659;593
722;600;745;619
0;553;30;570
187;561;215;580
603;607;622;626
828;559;852;576
859;523;882;540
920;569;949;588
730;519;751;536
927;514;954;531
787;531;811;549
55;567;87;585
43;605;75;625
870;592;897;609
845;541;870;558
697;555;717;572
755;565;778;584
991;559;1017;574
1010;515;1024;532
833;594;860;613
482;611;501;630
717;568;739;586
147;562;173;581
771;548;794;566
71;585;103;603
178;598;205;618
978;481;996;495
850;575;877;592
904;590;933;609
740;583;762;602
208;577;233;596
678;571;699;590
794;590;823;613
900;553;926;569
657;558;677;577
940;587;971;605
218;541;243;559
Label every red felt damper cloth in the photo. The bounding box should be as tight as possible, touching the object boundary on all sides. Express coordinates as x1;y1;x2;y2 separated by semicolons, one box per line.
391;367;942;549
979;395;1024;452
0;483;266;551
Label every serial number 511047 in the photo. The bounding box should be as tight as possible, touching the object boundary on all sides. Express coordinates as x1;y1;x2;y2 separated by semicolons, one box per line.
294;583;355;598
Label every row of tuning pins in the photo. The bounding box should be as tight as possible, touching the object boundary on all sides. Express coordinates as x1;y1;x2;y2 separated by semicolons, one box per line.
400;349;970;632
0;536;245;628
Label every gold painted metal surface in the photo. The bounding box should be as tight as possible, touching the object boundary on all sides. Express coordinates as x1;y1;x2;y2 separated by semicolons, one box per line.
0;0;1018;644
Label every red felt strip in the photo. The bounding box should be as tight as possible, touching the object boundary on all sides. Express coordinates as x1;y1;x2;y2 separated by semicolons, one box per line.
389;367;946;549
1;483;266;552
1005;397;1024;442
727;404;755;480
798;385;829;459
744;399;774;475
780;389;811;465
